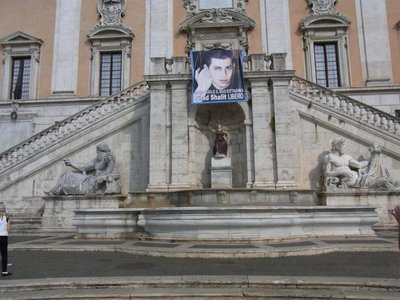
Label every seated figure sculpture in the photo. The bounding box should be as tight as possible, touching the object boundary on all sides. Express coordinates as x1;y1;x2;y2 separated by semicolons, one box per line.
45;143;120;196
356;143;400;190
323;138;365;189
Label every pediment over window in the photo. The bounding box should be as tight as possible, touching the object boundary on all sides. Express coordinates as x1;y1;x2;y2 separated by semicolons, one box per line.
301;14;350;31
180;9;255;52
87;26;134;41
181;9;255;30
0;31;43;46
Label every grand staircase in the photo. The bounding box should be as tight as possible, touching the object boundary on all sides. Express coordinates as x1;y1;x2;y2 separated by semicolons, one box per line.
0;81;150;191
1;75;400;235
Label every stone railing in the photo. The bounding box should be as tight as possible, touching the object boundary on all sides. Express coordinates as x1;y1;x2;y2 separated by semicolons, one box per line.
290;76;400;136
0;81;149;171
149;53;288;76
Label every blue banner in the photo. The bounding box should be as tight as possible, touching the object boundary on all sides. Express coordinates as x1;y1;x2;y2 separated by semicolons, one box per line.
191;49;247;104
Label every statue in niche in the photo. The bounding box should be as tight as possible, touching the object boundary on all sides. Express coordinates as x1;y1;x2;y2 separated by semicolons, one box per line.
323;137;365;189
323;138;400;191
356;143;400;190
209;121;228;156
45;144;120;196
97;0;126;26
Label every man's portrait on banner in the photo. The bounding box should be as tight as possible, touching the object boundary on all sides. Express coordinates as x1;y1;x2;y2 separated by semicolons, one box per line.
191;49;247;104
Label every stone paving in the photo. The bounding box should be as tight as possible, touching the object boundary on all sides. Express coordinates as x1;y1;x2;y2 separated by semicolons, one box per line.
0;231;399;299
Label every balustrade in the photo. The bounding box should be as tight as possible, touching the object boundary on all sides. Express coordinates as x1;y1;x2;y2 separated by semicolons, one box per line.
290;76;400;137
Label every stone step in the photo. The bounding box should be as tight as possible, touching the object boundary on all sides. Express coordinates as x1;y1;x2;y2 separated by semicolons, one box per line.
1;279;400;300
9;214;42;233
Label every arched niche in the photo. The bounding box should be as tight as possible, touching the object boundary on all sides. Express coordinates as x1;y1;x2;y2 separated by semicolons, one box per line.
188;103;249;188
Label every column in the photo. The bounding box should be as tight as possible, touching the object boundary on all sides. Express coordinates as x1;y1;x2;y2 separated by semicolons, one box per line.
356;0;392;86
51;0;81;97
170;80;191;189
249;78;275;188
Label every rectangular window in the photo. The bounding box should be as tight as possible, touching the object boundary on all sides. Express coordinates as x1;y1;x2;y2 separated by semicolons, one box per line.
10;57;31;99
314;43;340;88
100;52;122;96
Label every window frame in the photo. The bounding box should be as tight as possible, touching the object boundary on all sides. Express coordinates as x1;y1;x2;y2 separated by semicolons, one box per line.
301;15;351;88
10;56;32;100
99;51;123;96
0;32;42;101
313;42;341;88
87;27;133;97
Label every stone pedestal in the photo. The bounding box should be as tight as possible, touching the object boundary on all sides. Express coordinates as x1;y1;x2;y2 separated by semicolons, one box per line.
211;156;232;188
322;190;399;228
42;195;125;231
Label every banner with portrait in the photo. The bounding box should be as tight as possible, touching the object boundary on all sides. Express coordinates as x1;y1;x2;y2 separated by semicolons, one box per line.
191;49;247;104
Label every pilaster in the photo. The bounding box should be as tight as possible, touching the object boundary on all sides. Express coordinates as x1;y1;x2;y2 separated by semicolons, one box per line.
145;0;174;74
249;77;275;188
356;0;393;86
51;0;81;97
271;75;298;189
261;0;293;69
169;79;191;189
147;81;169;191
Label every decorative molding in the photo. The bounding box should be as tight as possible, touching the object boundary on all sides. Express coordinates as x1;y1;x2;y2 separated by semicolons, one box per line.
97;0;126;26
184;0;248;17
180;8;255;52
308;0;337;15
89;0;132;37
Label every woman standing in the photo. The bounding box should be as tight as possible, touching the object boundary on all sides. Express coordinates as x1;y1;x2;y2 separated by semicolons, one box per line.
0;202;11;276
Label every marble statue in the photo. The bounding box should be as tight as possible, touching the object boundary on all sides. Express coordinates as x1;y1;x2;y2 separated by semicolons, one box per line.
323;138;400;191
209;122;228;156
323;137;365;189
356;143;400;190
45;144;120;196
